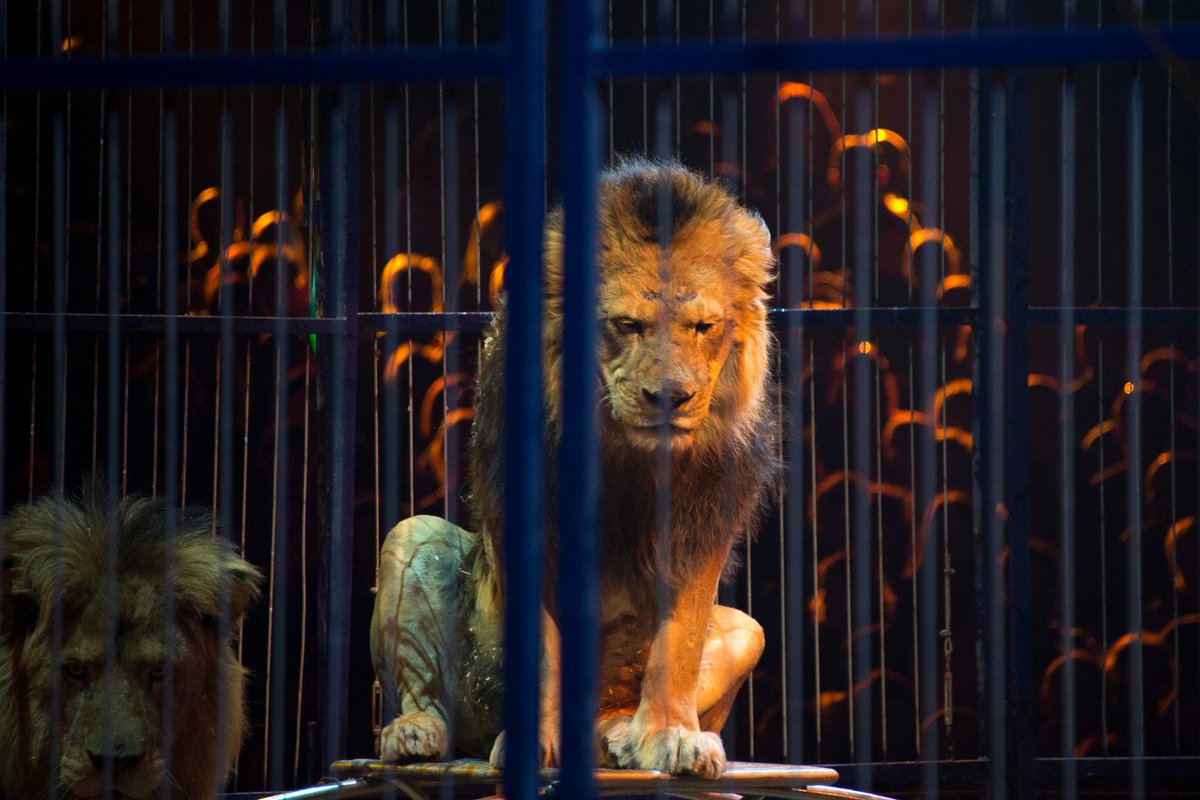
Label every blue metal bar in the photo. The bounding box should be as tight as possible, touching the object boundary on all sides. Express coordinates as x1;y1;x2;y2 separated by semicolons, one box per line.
502;0;546;795
6;23;1200;94
1004;13;1036;794
318;72;361;769
268;68;292;789
0;0;6;576
1124;47;1147;800
160;89;183;798
0;46;508;91
216;78;238;786
594;25;1200;76
1056;6;1079;792
557;2;601;799
976;74;1008;800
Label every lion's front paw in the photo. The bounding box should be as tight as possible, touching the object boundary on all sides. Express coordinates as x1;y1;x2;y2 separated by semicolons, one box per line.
488;729;560;769
380;711;448;762
599;716;726;779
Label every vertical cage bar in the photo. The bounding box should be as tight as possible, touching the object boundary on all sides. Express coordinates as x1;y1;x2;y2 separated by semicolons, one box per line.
0;0;6;542
268;50;292;790
916;4;941;790
976;68;1007;800
161;55;182;798
558;2;601;798
780;4;807;766
502;0;546;795
850;42;874;785
1124;34;1146;800
103;100;123;798
49;103;67;800
1056;1;1077;793
216;60;238;789
317;4;362;765
1004;7;1036;794
441;0;464;527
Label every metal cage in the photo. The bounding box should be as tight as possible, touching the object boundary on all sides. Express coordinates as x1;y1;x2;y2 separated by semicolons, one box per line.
3;1;1200;798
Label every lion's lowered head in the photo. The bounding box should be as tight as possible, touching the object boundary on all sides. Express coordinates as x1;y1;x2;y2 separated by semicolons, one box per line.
543;159;774;453
0;488;262;800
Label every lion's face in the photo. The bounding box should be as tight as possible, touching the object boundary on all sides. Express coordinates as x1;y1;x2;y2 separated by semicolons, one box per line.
0;493;261;800
54;589;172;799
598;220;742;451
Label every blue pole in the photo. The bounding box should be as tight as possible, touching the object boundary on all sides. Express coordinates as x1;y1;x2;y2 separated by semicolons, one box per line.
558;0;601;799
503;0;546;797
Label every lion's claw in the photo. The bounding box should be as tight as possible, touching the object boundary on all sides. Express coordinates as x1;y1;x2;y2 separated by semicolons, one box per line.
598;715;726;778
380;711;449;762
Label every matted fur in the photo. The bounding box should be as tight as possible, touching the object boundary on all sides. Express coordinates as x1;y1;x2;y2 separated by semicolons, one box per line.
0;488;262;800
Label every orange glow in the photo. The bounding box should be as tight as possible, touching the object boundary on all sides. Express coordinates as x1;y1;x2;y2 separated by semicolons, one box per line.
1123;381;1135;395
858;341;872;355
489;256;508;307
883;193;910;217
777;82;816;104
379;253;444;313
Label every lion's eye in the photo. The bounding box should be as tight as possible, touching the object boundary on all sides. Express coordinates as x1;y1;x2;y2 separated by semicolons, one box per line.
62;663;89;684
614;318;645;336
695;321;715;335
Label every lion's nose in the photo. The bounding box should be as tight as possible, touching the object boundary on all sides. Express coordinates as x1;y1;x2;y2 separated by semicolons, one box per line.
88;749;145;775
642;387;695;411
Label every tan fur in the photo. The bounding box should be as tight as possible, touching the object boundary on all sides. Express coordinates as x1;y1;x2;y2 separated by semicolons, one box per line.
0;488;262;800
372;159;777;778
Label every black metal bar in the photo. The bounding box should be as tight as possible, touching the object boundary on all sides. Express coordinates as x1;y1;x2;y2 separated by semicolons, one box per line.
501;0;546;793
316;60;361;771
268;48;292;789
975;64;1008;800
11;304;1196;336
556;2;601;799
1124;38;1147;800
1056;3;1078;793
0;0;6;541
1004;4;1036;794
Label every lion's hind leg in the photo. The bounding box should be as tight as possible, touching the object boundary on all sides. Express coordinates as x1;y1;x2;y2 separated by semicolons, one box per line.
371;515;475;762
696;604;765;732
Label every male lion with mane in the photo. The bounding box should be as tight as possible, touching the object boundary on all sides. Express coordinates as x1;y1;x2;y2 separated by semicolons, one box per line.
372;159;778;778
0;488;262;799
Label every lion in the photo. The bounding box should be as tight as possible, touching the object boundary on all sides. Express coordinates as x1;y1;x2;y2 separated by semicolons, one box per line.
0;488;262;800
371;158;778;778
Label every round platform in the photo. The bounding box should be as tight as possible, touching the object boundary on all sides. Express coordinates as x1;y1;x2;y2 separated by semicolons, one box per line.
281;759;897;799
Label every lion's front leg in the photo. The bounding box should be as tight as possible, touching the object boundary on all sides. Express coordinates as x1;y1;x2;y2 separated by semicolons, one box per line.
599;549;731;778
371;515;476;762
488;605;562;768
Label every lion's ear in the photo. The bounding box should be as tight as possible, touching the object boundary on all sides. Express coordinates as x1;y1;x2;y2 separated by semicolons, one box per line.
225;557;263;623
731;210;775;288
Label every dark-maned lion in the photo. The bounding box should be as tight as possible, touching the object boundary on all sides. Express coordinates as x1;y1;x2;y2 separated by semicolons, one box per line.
0;489;262;799
371;159;778;778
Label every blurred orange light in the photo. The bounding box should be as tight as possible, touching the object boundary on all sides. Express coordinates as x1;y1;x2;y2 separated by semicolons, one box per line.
858;341;872;354
1123;381;1135;395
